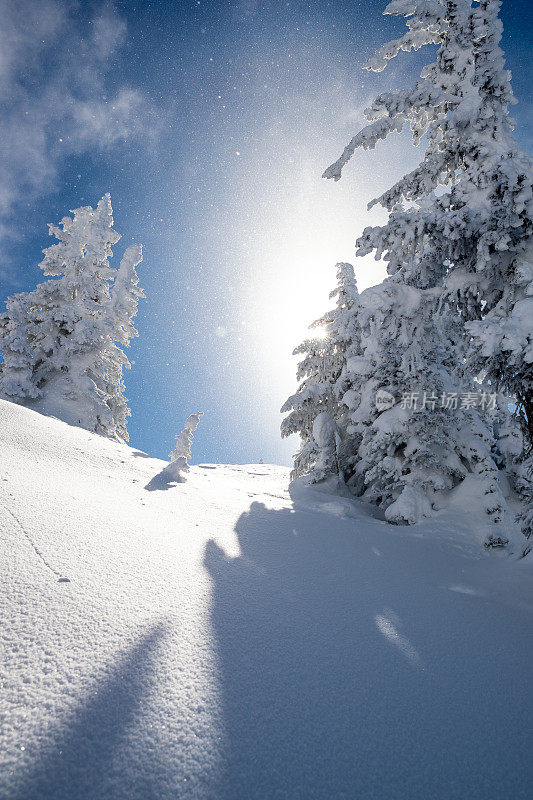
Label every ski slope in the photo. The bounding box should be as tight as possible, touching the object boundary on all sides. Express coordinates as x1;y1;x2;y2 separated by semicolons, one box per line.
1;398;532;800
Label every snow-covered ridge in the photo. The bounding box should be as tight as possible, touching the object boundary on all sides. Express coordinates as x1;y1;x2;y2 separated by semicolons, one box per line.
1;399;532;799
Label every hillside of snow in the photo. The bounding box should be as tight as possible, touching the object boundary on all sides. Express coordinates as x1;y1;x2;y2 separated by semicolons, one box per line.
1;398;532;800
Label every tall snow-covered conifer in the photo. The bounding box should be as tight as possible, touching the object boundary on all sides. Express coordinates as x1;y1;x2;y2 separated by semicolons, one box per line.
0;195;144;441
324;0;531;432
282;0;529;542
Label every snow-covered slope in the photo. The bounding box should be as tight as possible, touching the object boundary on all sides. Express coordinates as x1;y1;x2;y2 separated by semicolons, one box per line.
1;399;532;800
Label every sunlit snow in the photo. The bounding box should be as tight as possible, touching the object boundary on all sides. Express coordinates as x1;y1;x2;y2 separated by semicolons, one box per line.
2;399;532;799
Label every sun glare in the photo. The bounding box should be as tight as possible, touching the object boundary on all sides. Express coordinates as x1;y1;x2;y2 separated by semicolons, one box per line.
310;325;328;340
247;205;384;393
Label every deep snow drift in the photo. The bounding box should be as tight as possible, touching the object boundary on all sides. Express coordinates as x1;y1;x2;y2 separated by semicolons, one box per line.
1;399;532;800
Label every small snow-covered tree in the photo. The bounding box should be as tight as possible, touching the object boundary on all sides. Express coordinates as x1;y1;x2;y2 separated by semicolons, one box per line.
0;195;144;441
165;413;203;482
281;335;332;480
281;263;361;481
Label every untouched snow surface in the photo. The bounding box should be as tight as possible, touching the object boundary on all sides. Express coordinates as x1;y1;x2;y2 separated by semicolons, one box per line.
1;398;532;800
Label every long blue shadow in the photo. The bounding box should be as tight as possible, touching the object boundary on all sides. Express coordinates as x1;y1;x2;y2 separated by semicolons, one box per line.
204;499;533;800
11;623;168;800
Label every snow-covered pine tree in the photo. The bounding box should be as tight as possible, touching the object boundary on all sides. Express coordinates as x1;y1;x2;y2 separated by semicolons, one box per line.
281;263;361;482
281;335;335;481
448;0;532;542
314;0;528;540
0;195;144;441
322;0;531;536
23;194;122;436
165;413;203;482
351;280;508;539
460;0;532;438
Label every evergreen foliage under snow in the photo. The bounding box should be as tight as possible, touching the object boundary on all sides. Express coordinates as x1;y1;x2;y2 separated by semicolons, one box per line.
0;195;144;441
283;0;532;547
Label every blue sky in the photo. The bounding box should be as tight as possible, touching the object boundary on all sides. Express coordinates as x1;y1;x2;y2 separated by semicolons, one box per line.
0;0;531;464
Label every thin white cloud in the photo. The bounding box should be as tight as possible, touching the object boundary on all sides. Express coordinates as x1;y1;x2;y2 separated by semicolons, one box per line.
66;88;160;150
0;0;166;259
91;2;128;61
0;0;66;95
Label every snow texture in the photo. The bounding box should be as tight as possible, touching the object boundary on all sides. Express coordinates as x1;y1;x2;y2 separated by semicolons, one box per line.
1;398;533;799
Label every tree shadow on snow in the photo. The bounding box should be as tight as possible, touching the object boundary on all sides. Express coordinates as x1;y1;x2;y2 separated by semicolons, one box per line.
144;467;184;491
204;497;533;800
11;623;169;800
